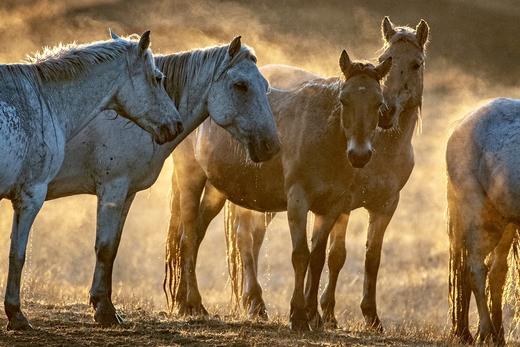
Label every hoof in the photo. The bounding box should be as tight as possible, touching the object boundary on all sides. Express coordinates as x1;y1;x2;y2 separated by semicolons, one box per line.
92;299;123;327
322;313;338;330
450;328;474;345
247;299;268;321
308;311;323;331
364;315;383;333
177;303;209;318
290;307;310;332
7;311;32;331
94;309;124;326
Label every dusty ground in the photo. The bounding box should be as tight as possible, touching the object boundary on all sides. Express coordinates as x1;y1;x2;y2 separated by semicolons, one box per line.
0;302;449;346
0;0;520;346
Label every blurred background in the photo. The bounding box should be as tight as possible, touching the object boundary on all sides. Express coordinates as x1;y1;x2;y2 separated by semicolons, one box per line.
0;0;518;340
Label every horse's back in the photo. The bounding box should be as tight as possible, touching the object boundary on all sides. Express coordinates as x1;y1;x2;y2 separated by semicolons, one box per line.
448;98;520;219
260;64;321;89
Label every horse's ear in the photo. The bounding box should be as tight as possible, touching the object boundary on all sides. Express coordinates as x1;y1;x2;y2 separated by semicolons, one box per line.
339;49;352;78
228;36;242;58
138;30;151;57
381;16;396;42
109;28;120;40
375;57;392;80
416;19;429;47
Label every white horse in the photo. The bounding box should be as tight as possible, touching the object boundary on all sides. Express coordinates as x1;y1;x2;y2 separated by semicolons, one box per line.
0;31;181;330
46;37;280;326
448;98;520;344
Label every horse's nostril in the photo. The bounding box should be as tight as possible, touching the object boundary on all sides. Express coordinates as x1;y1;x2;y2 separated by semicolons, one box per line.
263;140;272;152
347;148;372;168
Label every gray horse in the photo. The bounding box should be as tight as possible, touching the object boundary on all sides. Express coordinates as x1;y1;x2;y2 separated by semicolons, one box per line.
222;17;429;331
46;37;279;326
165;49;393;331
0;31;181;330
448;98;520;344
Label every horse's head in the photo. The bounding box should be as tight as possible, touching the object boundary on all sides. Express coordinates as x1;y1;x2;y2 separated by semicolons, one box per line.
378;17;429;128
208;37;280;162
108;30;183;144
339;50;392;168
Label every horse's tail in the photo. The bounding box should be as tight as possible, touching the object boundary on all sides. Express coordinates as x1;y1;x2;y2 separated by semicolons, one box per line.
510;229;520;337
447;183;473;343
224;201;243;315
163;168;183;314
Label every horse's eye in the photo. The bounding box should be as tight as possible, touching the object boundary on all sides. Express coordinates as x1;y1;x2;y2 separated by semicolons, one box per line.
234;81;248;92
156;75;163;84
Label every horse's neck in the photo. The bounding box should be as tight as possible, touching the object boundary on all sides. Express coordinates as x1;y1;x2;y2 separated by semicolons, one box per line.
41;59;122;140
380;106;419;153
157;53;215;154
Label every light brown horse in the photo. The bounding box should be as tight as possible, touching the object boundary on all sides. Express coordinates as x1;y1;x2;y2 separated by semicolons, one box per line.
448;98;520;344
224;17;429;330
164;50;392;331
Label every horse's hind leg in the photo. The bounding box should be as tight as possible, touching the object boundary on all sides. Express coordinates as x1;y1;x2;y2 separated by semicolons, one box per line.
304;207;343;331
360;194;399;332
5;184;47;330
320;213;349;329
236;208;269;320
463;204;504;342
488;224;514;345
89;179;130;326
180;180;225;317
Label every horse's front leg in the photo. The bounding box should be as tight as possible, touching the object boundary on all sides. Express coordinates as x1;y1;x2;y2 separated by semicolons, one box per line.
287;184;310;332
304;208;343;331
5;184;47;330
90;179;130;326
236;209;269;320
360;195;399;332
320;213;349;329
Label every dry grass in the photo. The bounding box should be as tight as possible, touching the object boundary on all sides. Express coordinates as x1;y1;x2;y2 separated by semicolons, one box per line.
0;0;519;345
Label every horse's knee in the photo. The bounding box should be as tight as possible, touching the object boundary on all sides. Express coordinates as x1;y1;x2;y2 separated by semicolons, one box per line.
8;252;26;270
292;245;310;270
95;240;117;264
329;244;346;270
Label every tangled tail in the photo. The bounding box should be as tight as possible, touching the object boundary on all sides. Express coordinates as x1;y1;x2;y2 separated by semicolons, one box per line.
448;195;473;343
163;171;183;314
224;201;243;315
507;230;520;340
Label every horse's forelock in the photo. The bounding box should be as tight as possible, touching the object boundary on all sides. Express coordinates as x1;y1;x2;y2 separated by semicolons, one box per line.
345;62;380;82
382;27;425;53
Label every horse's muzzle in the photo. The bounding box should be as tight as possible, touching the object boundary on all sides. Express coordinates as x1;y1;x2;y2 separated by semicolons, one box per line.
155;121;184;144
347;147;373;168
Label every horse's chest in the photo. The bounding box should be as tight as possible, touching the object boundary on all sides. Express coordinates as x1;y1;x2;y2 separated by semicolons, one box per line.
205;151;287;211
351;159;412;209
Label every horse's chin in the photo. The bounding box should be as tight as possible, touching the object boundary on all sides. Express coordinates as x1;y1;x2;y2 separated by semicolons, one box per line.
247;139;279;163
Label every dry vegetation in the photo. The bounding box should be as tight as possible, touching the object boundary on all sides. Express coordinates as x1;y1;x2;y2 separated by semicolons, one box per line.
0;0;519;345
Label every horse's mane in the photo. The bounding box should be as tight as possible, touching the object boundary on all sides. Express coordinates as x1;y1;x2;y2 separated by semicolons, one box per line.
0;36;141;82
155;44;256;107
